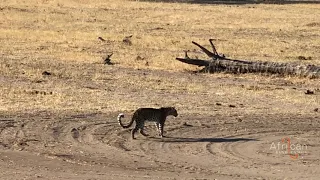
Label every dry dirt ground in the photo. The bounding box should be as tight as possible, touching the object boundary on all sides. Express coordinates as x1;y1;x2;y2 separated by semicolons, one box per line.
1;0;320;179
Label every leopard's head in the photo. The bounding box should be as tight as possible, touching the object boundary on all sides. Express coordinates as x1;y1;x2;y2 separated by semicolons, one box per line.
164;107;178;117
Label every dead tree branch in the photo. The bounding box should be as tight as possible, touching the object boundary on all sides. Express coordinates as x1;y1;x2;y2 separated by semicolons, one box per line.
176;40;320;78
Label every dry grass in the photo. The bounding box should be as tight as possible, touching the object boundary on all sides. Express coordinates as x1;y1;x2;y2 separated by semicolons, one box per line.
1;0;319;67
0;0;319;114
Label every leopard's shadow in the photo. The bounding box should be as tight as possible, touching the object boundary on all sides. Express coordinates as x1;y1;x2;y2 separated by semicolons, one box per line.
149;136;258;143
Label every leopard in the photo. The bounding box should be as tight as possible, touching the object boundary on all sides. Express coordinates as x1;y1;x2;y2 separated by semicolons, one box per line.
117;107;178;139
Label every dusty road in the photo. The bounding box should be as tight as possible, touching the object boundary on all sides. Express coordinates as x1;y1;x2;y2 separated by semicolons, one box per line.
1;66;319;180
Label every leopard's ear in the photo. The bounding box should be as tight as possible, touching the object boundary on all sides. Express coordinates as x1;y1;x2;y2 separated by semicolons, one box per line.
162;107;176;111
168;107;176;113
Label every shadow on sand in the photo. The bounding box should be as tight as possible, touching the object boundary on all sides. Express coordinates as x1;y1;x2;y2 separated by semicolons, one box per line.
137;0;320;5
150;136;258;143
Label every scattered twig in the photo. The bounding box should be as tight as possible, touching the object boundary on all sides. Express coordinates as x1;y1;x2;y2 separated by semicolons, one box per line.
123;35;133;45
42;71;51;76
104;53;114;65
305;89;314;95
98;37;106;42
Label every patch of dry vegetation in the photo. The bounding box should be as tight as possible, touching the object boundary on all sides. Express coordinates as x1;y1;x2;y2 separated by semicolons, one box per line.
1;0;319;67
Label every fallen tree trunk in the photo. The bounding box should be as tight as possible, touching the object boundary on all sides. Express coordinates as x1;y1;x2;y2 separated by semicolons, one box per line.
176;39;320;78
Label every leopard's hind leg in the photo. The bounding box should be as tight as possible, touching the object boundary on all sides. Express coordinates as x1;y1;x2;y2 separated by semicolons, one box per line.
131;127;138;139
140;128;149;137
131;121;148;139
139;121;149;137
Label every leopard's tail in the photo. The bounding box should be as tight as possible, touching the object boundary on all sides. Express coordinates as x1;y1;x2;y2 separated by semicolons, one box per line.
118;113;134;128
